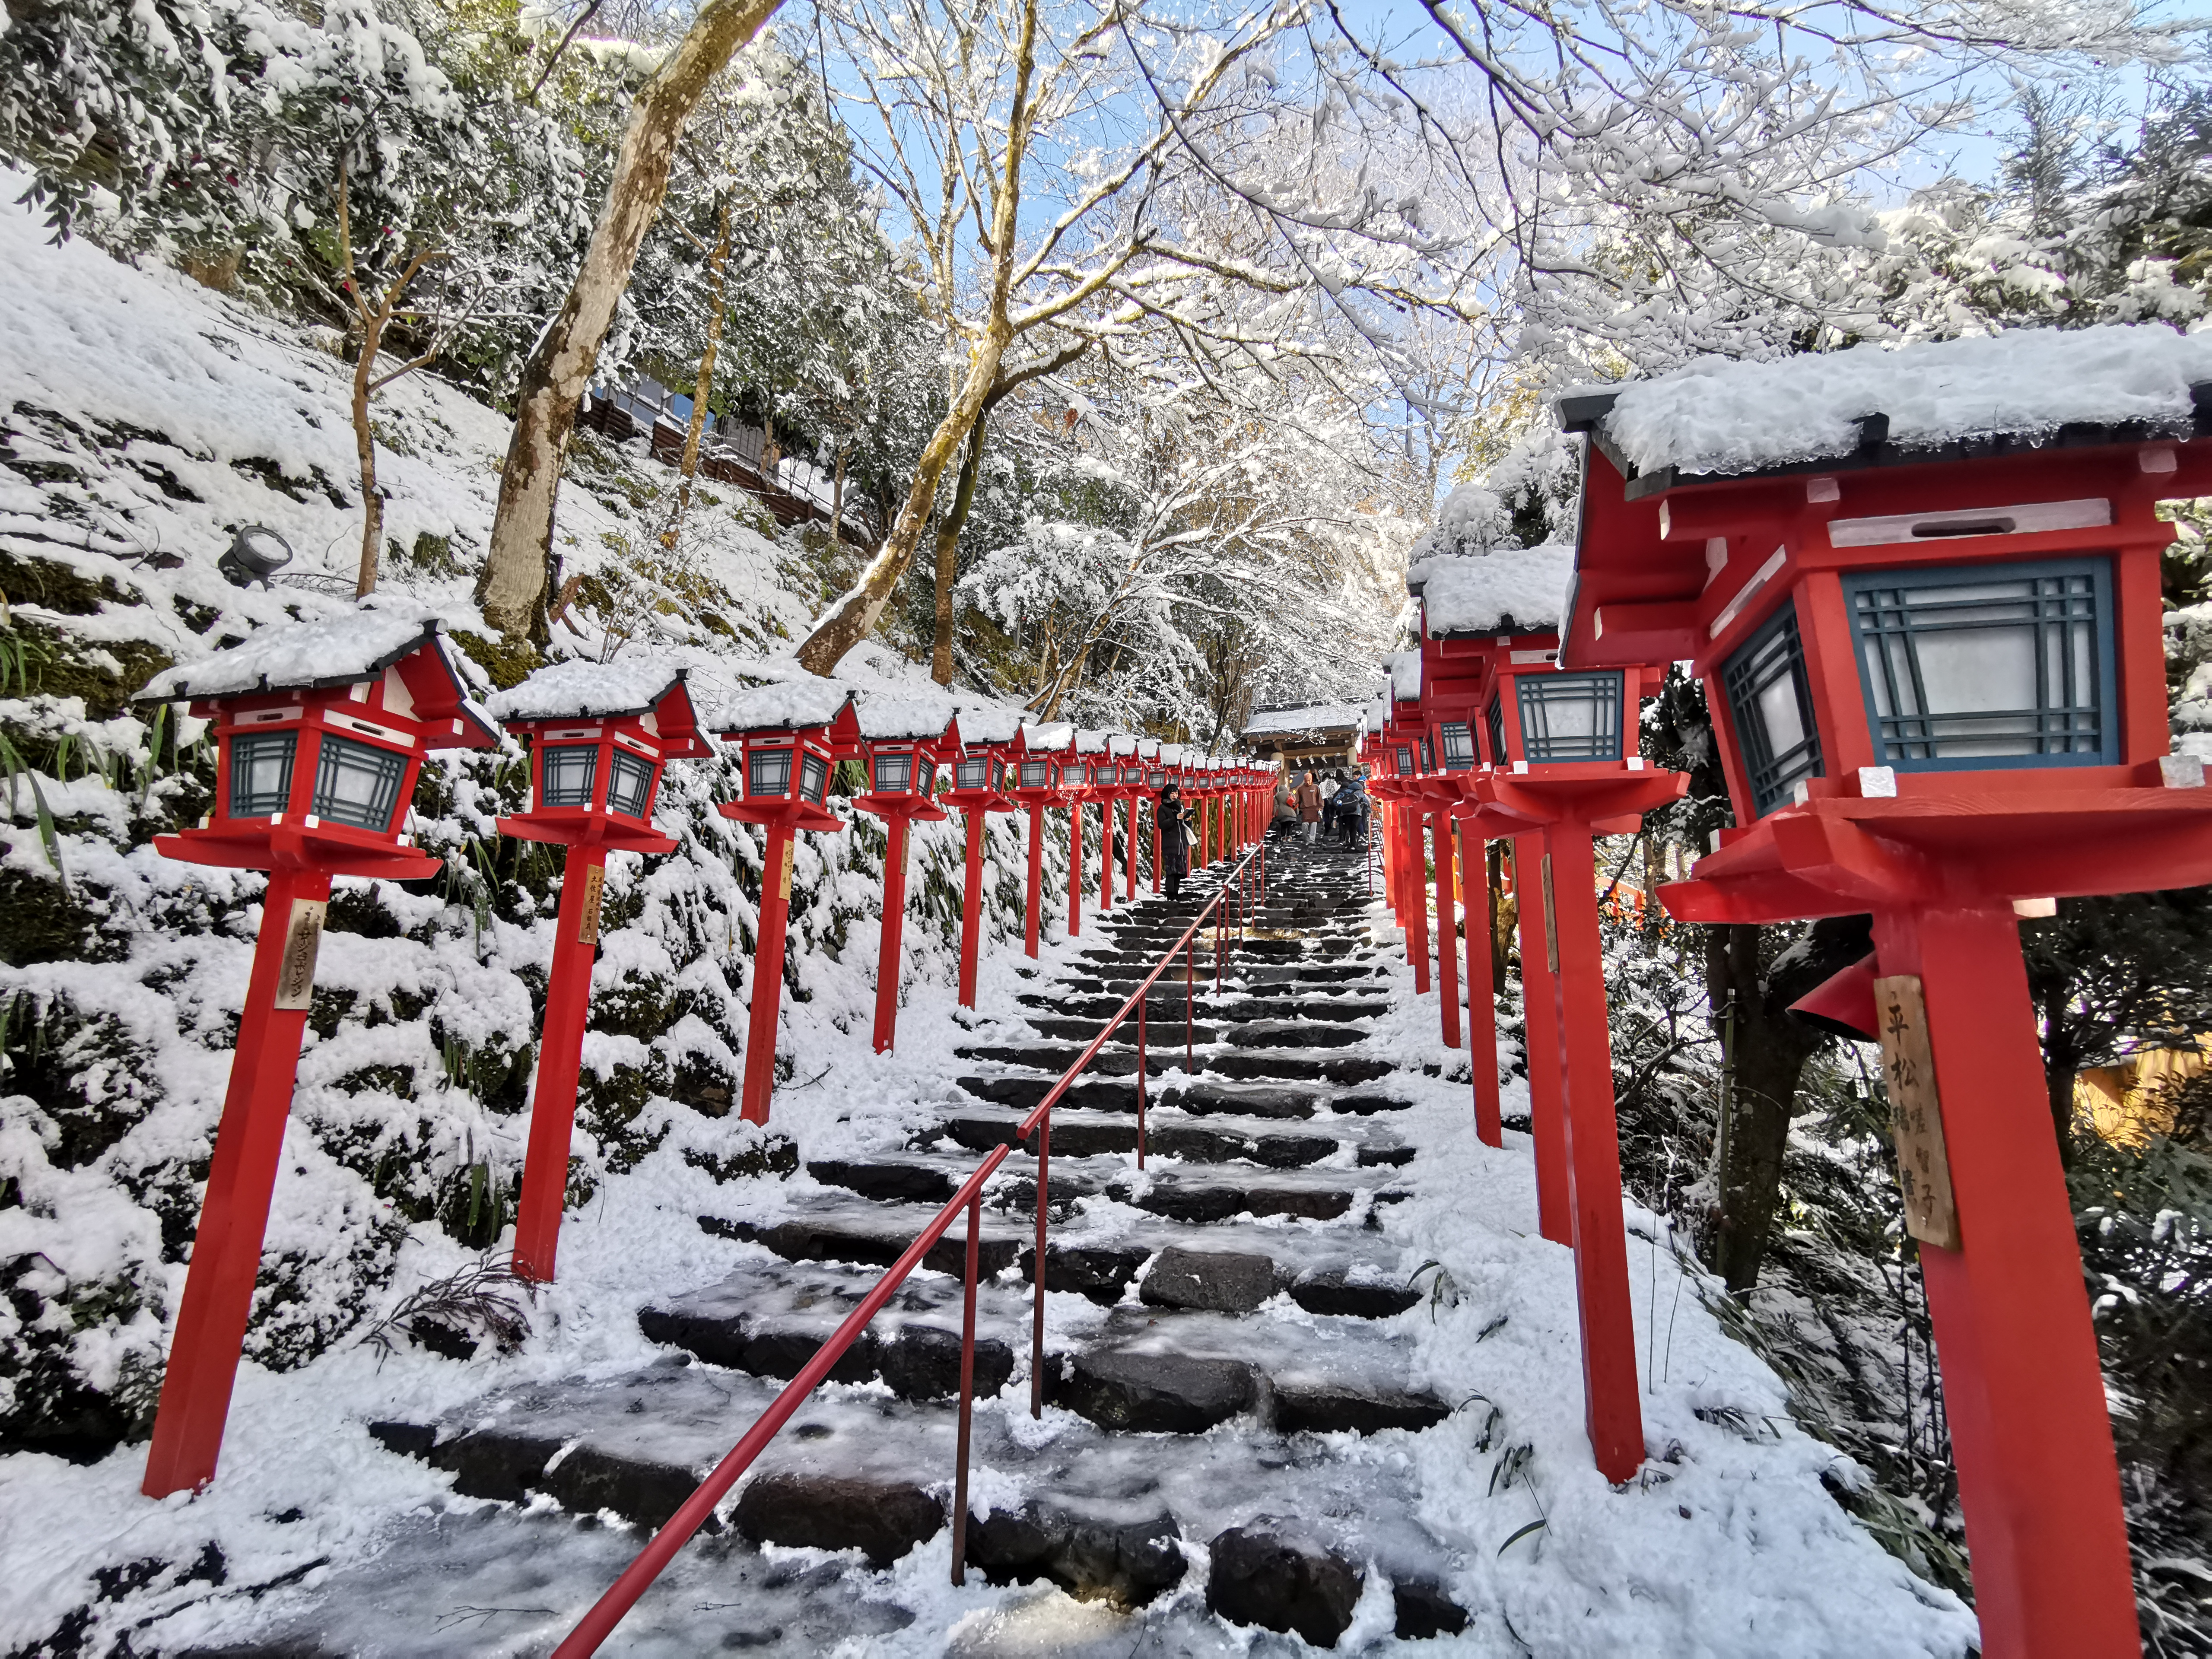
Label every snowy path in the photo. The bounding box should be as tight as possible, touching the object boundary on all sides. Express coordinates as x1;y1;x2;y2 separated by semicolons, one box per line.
1;844;1977;1655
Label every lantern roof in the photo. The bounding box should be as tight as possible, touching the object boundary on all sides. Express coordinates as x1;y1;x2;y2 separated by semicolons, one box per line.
485;659;705;750
1243;702;1365;740
1136;738;1161;760
852;696;960;745
1409;545;1573;638
950;704;1027;747
137;600;496;746
1019;720;1076;754
1073;728;1115;755
709;678;857;735
1107;733;1139;758
1157;743;1185;766
1559;323;2212;497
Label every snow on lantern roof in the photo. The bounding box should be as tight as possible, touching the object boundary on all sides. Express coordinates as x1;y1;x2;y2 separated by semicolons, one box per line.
1387;649;1422;702
1363;696;1389;734
140;599;462;702
951;705;1027;747
1020;721;1076;754
485;658;687;724
853;695;960;744
709;677;856;734
1414;545;1574;637
1560;324;2212;485
1243;703;1365;737
1137;738;1161;760
1158;743;1186;766
1108;734;1138;758
1074;728;1114;755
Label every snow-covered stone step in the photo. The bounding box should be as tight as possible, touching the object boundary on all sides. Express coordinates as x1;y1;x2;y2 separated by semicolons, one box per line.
922;1105;1410;1168
796;1146;1408;1226
952;1071;1401;1119
697;1195;1416;1310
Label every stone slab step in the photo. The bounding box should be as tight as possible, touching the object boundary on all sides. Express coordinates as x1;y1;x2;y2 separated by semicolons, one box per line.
927;1108;1408;1169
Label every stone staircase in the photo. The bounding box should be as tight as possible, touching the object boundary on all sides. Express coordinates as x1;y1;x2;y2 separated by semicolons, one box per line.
200;839;1483;1655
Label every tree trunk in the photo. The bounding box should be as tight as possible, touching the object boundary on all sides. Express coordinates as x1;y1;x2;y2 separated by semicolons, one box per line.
1702;922;1829;1293
666;194;734;551
931;415;986;686
351;326;384;598
2040;982;2081;1167
793;0;1038;677
796;331;1007;674
476;0;785;637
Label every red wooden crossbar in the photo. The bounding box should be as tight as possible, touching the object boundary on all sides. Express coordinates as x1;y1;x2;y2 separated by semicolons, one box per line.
552;844;1265;1655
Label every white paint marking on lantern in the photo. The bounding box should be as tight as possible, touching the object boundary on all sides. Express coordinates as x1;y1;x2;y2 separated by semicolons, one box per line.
1513;761;1529;774
2142;448;2180;474
302;814;319;829
2012;897;2058;918
380;665;416;718
1707;546;1789;641
1509;649;1556;664
1627;756;1646;770
326;712;414;747
2161;753;2207;789
1805;477;1841;503
1790;779;1812;807
1857;765;1898;798
1826;497;2111;548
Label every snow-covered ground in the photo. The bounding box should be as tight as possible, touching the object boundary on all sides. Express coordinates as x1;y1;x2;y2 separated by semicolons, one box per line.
0;178;1973;1655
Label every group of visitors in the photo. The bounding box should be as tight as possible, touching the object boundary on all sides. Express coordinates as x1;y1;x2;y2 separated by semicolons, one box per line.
1271;766;1368;847
1153;760;1369;899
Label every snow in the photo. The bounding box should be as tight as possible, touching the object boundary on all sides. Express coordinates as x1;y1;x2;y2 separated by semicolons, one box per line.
1244;702;1365;737
853;693;962;743
1406;482;1508;564
1589;323;2212;480
483;658;686;723
707;678;857;733
1020;721;1077;755
952;706;1026;747
1388;649;1422;701
1414;544;1576;636
138;600;450;699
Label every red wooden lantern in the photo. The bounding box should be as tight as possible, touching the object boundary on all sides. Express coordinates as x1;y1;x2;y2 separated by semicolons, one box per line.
1068;730;1118;913
1560;336;2212;1659
484;661;708;1285
1375;651;1432;989
133;604;497;1498
944;710;1024;1006
850;701;962;1052
1412;543;1689;1489
711;681;857;1123
1010;721;1074;951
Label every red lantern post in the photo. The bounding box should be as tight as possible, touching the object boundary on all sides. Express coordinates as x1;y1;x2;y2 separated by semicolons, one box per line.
851;703;963;1052
1413;545;1688;1486
485;662;709;1285
1010;722;1073;954
944;714;1024;1007
711;683;857;1124
132;606;497;1498
1561;344;2212;1658
1144;743;1174;893
1069;732;1117;912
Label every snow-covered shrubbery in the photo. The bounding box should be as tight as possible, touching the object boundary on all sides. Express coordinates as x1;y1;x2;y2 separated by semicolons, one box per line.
0;182;1059;1465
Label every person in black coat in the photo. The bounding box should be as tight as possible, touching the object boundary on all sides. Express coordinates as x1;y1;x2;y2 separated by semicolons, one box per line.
1156;784;1191;899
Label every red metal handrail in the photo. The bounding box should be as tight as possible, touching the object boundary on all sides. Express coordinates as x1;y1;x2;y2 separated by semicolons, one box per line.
551;840;1266;1655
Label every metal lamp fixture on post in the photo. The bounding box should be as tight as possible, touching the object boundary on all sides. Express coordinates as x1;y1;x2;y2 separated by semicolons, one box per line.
851;703;963;1053
133;604;497;1499
485;661;708;1286
1560;343;2212;1659
712;682;856;1124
